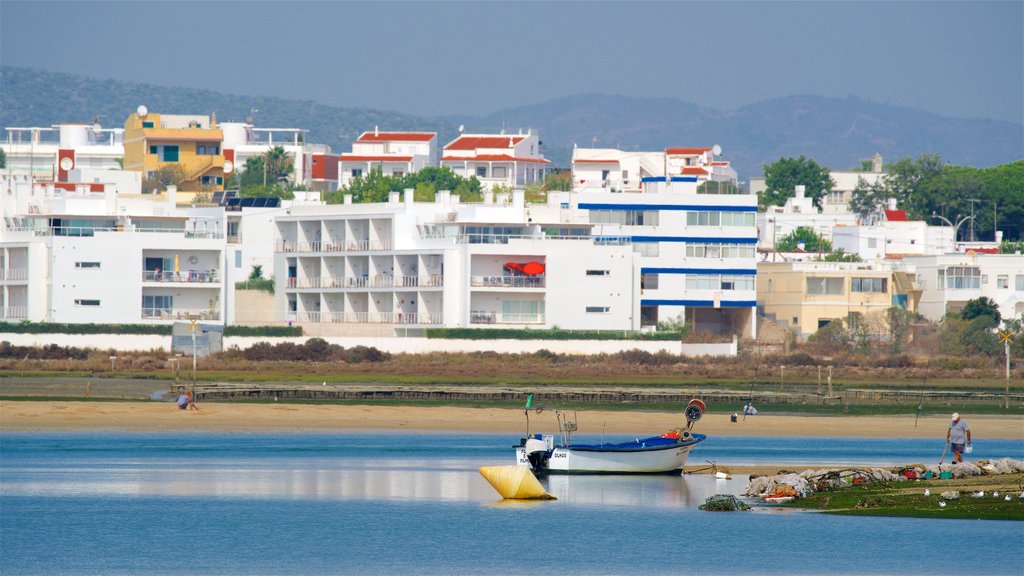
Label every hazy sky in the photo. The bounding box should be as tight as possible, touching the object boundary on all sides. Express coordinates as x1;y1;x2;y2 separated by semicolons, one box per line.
2;1;1022;124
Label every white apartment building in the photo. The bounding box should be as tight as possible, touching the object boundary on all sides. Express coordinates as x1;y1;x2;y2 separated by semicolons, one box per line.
572;145;757;338
220;122;318;187
902;253;1024;323
338;130;438;188
2;123;124;182
750;153;887;215
274;189;635;333
441;132;548;191
1;174;227;324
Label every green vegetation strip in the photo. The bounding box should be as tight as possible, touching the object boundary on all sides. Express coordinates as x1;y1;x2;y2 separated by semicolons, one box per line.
782;476;1024;520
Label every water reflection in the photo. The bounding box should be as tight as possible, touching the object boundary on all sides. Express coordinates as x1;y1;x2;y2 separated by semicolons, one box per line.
3;456;747;509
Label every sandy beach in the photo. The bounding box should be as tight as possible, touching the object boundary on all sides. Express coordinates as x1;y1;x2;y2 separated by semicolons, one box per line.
2;400;1022;440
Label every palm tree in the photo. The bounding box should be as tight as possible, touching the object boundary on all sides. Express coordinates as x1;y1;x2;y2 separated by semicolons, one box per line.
263;146;293;186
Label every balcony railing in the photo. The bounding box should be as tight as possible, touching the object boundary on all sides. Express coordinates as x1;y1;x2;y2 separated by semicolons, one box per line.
470;275;546;288
288;275;443;289
276;239;392;253
141;308;221;320
297;311;442;325
1;306;27;319
469;311;545;324
143;270;220;283
2;268;28;281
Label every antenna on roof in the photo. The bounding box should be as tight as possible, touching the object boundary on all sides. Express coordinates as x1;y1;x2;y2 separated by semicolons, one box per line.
374;125;379;136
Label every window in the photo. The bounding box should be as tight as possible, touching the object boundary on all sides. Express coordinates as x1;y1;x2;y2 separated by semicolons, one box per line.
197;145;206;155
852;277;887;293
586;270;610;276
142;121;155;128
622;170;629;180
74;299;100;307
492;166;507;178
502;299;544;322
685;243;755;259
392;170;404;177
588;210;658;226
200;176;223;185
945;266;980;290
634;243;659;257
476;166;488;178
161;145;179;162
641;273;659;290
806;277;844;295
686;211;754;227
997;275;1009;289
75;262;101;269
143;295;173;317
867;238;877;248
352;168;363;178
149;145;158;154
234;252;242;268
586;306;610;313
1016;275;1024;291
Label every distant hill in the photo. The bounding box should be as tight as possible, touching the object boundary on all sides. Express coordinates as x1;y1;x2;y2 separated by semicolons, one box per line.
3;67;1021;180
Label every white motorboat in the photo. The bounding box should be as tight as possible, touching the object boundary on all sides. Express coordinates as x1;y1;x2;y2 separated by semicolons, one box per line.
514;398;707;475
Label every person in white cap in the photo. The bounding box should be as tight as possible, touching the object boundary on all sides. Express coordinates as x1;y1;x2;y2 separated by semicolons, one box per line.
946;412;971;463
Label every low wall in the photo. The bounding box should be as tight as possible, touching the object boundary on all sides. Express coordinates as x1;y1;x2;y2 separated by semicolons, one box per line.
0;334;737;357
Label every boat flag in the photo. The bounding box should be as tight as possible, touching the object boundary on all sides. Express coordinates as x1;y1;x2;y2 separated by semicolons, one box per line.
525;394;533;409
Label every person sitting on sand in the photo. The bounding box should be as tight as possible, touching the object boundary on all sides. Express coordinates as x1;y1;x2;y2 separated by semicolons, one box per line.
946;412;971;463
186;390;199;411
177;390;189;410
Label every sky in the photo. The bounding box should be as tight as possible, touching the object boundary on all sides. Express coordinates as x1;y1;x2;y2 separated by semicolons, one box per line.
2;1;1022;124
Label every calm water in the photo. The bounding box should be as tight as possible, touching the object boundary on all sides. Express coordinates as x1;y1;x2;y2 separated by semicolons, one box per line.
1;433;1022;575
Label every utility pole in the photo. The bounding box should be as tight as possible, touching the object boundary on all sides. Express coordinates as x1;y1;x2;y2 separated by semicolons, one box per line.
966;198;979;242
999;331;1013;409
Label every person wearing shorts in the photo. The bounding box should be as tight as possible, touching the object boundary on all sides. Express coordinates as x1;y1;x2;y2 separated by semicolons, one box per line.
946;412;971;463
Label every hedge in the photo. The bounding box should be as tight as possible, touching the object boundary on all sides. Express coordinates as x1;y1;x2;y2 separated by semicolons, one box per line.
0;322;302;337
425;328;683;341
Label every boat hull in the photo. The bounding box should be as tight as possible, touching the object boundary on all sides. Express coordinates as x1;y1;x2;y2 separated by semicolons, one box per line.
515;435;703;474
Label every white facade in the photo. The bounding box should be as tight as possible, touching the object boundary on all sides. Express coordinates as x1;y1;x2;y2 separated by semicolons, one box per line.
338;130;438;188
2;124;124;181
1;175;227;324
441;132;548;191
220;122;315;186
572;147;737;194
902;253;1024;322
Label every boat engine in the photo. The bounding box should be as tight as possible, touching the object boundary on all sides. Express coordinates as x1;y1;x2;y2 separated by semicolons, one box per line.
523;437;551;474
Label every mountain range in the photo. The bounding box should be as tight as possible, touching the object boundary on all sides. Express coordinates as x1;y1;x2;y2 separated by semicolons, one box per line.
2;67;1021;181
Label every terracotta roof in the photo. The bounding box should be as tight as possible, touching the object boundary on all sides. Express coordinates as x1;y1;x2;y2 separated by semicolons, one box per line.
681;167;709;175
442;154;550;164
665;147;711;155
340;155;413;162
357;132;435;142
445;135;526;150
711;161;730;166
884;209;908;221
573;158;620;164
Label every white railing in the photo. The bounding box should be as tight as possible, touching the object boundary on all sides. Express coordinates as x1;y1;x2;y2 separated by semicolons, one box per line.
276;239;392;253
469;311;545;324
288;274;443;289
2;306;27;319
2;268;28;281
143;270;220;283
470;275;546;288
297;311;442;325
141;308;220;320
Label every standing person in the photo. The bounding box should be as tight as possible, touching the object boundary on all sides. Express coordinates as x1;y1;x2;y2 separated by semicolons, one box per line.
946;412;971;463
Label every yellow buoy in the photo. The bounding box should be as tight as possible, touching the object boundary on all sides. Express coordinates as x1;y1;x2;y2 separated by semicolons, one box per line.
478;466;556;500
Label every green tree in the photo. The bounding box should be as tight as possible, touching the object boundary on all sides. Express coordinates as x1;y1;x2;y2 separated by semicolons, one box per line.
263;146;294;185
820;249;862;262
962;315;1000;356
542;170;572;192
776;226;832;252
0;148;6;169
760;156;834;209
849;176;888;222
883;154;944;219
961;296;1001;324
142;165;185;193
248;264;264;281
885;306;914;354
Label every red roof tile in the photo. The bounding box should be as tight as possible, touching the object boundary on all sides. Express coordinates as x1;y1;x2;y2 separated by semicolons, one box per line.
445;135;526;150
357;132;435;142
884;209;908;221
665;147;711;155
442;154;550;164
681;167;709;175
340;155;413;162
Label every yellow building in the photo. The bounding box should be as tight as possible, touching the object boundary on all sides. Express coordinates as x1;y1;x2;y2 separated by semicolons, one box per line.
124;108;225;194
757;261;919;338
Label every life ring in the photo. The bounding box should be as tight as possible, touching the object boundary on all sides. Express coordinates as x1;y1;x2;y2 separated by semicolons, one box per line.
687;399;707;413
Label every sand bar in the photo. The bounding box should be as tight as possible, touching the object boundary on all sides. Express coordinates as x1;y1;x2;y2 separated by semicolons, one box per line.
2;400;1021;439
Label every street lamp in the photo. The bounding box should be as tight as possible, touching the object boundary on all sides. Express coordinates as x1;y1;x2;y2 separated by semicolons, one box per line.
930;213;974;245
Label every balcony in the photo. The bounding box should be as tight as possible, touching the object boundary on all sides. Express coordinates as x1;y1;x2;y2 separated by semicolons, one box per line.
288;275;443;289
469;311;545;324
297;311;442;325
470;275;545;289
276;239;391;253
1;306;27;319
2;268;28;282
143;270;220;283
142;308;220;321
